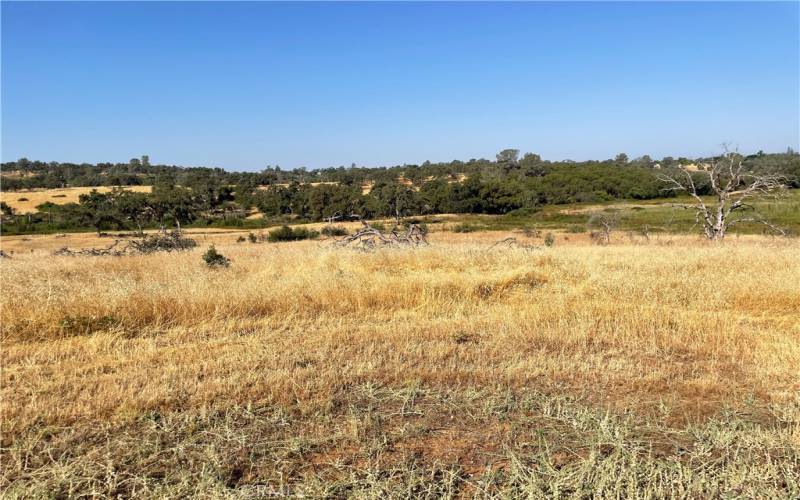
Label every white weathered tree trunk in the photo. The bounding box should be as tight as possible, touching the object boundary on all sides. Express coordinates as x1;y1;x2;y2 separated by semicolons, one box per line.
656;149;786;240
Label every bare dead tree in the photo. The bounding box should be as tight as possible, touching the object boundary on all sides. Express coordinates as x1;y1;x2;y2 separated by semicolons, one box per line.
587;212;619;245
656;148;788;240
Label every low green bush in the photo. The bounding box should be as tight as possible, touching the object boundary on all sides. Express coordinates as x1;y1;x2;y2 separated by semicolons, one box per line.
321;225;348;237
452;223;477;233
202;245;230;268
267;225;320;242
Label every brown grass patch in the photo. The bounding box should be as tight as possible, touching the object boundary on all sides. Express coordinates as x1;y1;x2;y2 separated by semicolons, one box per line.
1;234;798;496
0;186;152;214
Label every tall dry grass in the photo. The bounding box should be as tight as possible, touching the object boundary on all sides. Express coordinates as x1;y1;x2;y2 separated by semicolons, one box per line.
1;234;799;496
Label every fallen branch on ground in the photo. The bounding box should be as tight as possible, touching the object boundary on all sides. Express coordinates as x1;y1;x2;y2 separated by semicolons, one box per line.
53;230;197;257
335;221;429;249
487;237;539;252
54;241;127;257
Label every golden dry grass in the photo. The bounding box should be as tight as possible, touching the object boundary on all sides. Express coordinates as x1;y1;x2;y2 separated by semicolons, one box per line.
1;232;799;496
0;186;152;214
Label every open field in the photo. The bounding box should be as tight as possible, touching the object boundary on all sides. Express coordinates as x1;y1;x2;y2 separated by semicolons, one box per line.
454;190;800;236
0;186;153;214
1;231;799;497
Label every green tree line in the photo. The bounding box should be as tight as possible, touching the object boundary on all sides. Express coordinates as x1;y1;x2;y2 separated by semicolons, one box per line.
1;150;798;234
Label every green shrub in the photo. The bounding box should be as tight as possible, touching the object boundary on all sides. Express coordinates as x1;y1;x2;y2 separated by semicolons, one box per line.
267;225;320;242
544;233;555;247
321;225;348;237
452;223;477;233
202;245;230;268
293;227;320;240
247;232;258;243
506;207;539;217
267;226;294;242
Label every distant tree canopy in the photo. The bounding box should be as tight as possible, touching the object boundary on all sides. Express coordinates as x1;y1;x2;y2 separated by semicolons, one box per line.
1;150;798;234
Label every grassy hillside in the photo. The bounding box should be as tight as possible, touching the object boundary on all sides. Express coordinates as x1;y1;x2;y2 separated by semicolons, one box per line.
0;185;152;214
2;233;798;497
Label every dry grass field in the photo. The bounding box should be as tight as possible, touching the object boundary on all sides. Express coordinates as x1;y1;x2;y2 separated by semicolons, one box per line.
1;231;799;497
0;186;153;214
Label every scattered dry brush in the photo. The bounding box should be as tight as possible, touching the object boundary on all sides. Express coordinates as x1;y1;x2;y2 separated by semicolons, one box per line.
53;230;197;257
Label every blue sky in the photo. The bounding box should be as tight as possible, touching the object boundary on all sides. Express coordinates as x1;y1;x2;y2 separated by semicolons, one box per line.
2;1;798;171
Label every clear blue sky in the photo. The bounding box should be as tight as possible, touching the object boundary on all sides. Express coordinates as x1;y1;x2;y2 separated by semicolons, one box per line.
2;1;798;171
